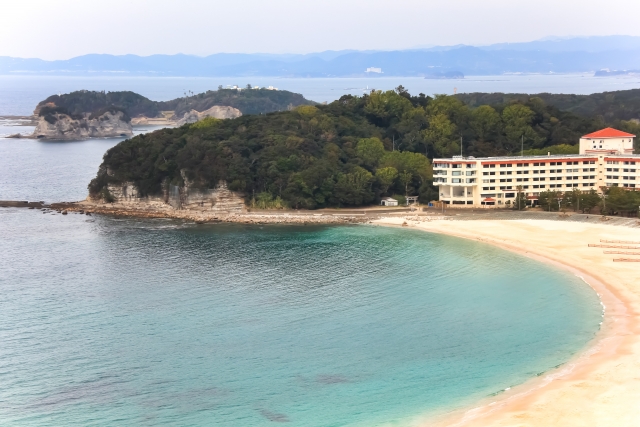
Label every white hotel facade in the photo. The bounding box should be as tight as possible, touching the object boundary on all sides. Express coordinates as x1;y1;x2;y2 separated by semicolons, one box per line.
433;128;639;207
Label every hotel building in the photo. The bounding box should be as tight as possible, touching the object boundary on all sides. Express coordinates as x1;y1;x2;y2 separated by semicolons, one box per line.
433;128;639;207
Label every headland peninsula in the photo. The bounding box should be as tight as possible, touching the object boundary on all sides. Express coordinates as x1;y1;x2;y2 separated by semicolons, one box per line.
7;87;315;140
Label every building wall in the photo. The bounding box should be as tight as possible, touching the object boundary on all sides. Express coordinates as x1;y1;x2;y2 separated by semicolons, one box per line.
434;154;640;207
579;137;634;155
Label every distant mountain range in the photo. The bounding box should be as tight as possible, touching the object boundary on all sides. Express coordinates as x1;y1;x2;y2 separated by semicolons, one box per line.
3;36;640;77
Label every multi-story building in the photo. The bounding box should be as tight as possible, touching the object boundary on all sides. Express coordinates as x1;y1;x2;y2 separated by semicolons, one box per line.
433;128;639;207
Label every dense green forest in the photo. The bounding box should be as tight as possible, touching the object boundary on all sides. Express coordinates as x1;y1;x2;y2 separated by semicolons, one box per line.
36;91;160;118
158;88;315;116
35;88;315;118
455;88;640;123
89;87;640;208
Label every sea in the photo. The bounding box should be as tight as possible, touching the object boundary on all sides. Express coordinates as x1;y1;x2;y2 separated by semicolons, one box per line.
0;74;621;426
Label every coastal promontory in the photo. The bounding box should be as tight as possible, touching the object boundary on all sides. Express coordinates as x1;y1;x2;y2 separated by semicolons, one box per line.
27;88;315;140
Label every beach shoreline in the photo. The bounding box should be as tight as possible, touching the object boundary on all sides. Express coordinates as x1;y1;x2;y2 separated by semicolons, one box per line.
373;218;640;427
5;199;639;424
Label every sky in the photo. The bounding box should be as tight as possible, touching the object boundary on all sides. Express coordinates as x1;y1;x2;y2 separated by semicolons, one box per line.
2;0;640;60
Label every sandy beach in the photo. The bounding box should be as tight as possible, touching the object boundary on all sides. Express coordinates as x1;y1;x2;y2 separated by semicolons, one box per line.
374;217;640;427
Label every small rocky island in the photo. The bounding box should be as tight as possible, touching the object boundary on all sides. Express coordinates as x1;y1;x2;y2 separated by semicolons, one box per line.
14;88;315;140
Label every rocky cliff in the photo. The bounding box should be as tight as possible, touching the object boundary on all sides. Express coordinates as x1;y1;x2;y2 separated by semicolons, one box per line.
175;105;242;126
32;110;133;140
102;180;245;214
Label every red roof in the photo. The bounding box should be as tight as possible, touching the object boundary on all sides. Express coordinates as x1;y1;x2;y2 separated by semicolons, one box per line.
582;128;635;138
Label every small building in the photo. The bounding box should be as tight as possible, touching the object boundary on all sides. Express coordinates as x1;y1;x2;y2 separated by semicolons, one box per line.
365;67;383;74
380;197;398;206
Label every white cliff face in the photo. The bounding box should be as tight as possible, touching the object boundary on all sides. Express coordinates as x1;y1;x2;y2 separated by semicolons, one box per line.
103;181;245;213
176;105;242;126
32;111;133;140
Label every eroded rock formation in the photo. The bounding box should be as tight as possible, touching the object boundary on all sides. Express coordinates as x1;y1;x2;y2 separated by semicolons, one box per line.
175;105;242;126
32;110;133;140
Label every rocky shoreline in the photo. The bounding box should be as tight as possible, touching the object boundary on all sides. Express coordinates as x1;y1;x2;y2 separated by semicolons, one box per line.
42;201;370;225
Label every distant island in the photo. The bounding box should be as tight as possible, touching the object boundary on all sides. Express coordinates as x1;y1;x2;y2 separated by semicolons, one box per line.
86;87;639;211
20;88;315;140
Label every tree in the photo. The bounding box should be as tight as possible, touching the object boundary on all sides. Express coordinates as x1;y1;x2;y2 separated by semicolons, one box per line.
538;190;561;211
606;186;640;216
375;167;398;195
379;151;432;184
470;105;501;142
502;104;538;145
398;171;413;196
332;166;374;206
364;90;413;126
356;137;385;169
422;113;457;157
513;186;527;210
580;189;602;213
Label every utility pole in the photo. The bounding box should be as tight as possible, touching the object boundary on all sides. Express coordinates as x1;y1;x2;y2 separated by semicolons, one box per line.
521;134;524;157
460;136;463;157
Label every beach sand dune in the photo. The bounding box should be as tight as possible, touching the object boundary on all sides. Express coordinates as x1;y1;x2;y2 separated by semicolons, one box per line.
375;218;640;427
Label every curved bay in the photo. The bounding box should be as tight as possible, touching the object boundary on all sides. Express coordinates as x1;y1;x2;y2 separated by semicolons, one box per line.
0;211;601;426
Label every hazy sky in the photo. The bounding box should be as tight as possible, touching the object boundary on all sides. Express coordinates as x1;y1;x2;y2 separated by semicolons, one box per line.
2;0;640;60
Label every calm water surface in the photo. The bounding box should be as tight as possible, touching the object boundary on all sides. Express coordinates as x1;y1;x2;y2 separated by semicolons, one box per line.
0;211;601;426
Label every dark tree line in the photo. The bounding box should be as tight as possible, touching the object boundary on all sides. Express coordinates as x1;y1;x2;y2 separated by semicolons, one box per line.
35;88;315;119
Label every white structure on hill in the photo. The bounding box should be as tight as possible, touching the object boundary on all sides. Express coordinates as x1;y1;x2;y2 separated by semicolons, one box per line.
433;128;638;207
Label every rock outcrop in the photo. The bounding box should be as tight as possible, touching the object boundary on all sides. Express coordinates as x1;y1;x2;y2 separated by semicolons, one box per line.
32;110;133;140
103;180;246;214
175;105;242;126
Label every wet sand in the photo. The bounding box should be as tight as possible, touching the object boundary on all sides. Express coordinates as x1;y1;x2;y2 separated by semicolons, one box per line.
375;217;640;427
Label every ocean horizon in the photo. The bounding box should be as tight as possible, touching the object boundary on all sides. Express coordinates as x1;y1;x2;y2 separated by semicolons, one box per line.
2;73;640;117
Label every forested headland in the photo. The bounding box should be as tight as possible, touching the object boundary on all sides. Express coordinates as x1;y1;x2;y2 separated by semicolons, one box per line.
35;88;315;119
89;87;640;209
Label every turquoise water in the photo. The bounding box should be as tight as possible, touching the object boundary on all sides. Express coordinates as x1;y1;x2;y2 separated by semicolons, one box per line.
0;209;602;426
